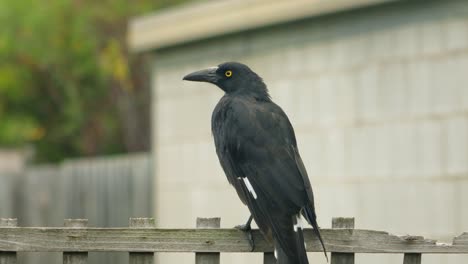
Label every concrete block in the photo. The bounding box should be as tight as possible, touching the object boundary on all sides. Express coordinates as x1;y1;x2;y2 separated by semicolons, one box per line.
176;93;216;143
370;30;395;61
356;181;457;237
430;57;460;114
269;79;295;116
157;253;193;264
346;35;369;67
157;144;185;186
173;63;202;96
300;132;326;179
460;180;468;232
190;188;247;227
418;181;457;237
424;255;468;264
392;123;418;177
317;75;336;126
355;65;379;122
324;129;347;179
420;21;445;55
328;38;349;70
171;91;222;148
363;126;380;178
196;141;227;187
374;124;393;178
179;142;200;185
156;99;177;143
349;127;367;179
407;60;432;117
293;78;321;127
415;120;444;177
355;182;392;231
284;44;307;76
156;189;195;228
314;183;359;225
444;18;468;51
265;48;287;79
459;54;468;111
356;255;400;264
172;97;191;141
312;72;355;126
244;52;275;81
307;253;329;264
304;42;330;74
447;55;466;112
378;63;408;119
221;254;263;264
393;25;419;59
445;116;468;175
334;72;356;125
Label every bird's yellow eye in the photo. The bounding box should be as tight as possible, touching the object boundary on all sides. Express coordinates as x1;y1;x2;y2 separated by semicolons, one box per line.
225;70;233;77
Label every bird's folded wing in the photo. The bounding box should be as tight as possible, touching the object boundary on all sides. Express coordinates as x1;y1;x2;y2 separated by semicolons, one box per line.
229;100;310;212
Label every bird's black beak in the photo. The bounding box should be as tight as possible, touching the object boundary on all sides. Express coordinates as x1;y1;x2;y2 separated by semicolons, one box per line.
183;67;219;84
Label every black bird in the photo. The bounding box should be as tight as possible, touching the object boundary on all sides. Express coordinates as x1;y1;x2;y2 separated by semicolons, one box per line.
183;62;327;264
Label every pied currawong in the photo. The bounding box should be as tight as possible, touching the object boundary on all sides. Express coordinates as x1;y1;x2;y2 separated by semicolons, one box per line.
183;62;327;264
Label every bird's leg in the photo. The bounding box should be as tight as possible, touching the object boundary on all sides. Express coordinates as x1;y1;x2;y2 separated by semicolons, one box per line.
235;214;253;231
235;215;255;251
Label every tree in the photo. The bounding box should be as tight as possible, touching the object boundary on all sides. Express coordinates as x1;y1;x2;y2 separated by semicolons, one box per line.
0;0;186;162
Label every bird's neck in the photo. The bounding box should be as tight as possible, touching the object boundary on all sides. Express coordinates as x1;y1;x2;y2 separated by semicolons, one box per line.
234;82;271;102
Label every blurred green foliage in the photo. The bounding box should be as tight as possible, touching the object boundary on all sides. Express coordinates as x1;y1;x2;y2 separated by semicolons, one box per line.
0;0;186;162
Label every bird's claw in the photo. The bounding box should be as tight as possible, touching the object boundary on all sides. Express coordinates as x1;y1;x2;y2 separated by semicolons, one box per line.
235;224;255;251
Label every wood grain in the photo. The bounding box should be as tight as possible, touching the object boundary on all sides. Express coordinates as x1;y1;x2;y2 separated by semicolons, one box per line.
331;217;354;264
63;219;88;264
129;218;155;264
0;219;17;264
195;218;220;264
453;233;468;245
1;227;467;253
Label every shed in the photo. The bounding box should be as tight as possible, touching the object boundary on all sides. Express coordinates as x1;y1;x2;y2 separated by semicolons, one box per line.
129;1;468;263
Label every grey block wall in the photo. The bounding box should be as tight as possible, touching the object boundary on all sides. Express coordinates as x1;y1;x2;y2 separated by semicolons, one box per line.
151;1;468;263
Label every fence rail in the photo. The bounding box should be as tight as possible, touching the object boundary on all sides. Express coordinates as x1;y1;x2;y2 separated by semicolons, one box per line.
1;217;467;264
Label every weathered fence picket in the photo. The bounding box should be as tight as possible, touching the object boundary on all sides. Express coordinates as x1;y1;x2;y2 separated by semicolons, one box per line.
1;216;467;264
0;218;17;264
263;252;275;264
63;219;88;264
129;218;155;264
196;218;220;264
403;253;422;264
331;217;355;264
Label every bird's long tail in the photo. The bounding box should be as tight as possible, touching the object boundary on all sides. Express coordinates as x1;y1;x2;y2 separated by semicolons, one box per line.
271;214;309;264
303;205;328;262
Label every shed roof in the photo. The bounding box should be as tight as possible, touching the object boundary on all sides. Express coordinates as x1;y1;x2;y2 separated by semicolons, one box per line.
128;0;397;52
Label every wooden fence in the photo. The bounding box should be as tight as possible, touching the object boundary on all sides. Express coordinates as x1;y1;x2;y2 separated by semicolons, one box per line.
1;217;467;264
0;153;152;264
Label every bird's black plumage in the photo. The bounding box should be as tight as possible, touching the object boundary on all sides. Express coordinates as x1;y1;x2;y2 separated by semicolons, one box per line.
183;62;327;264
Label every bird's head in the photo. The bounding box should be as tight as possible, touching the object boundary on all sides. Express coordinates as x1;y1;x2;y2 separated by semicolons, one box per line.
183;62;270;100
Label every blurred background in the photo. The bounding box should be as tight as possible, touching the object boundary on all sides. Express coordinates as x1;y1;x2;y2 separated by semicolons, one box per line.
0;0;184;263
1;0;468;264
